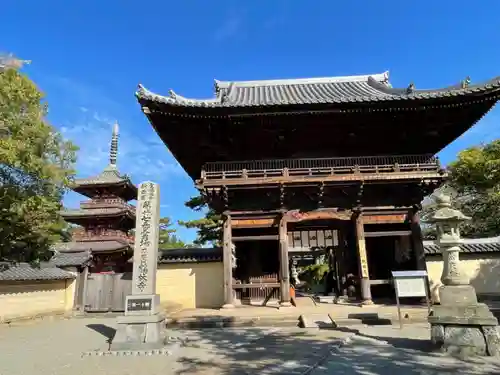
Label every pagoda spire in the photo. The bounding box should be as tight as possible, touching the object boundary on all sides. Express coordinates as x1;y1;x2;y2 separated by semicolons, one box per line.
109;122;119;168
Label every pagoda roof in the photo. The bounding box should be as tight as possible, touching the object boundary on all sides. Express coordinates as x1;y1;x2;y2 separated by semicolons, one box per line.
51;239;131;253
73;166;134;187
136;71;500;110
60;206;135;219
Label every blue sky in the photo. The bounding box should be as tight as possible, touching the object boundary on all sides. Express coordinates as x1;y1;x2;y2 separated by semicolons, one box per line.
2;1;500;243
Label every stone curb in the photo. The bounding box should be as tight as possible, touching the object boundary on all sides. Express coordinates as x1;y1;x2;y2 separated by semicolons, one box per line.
81;348;173;357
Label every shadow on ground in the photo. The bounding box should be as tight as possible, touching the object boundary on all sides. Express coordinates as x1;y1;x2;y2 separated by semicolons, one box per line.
168;316;500;375
86;324;116;343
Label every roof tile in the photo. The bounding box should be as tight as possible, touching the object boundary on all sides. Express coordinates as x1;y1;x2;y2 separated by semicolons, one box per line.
0;263;75;281
158;247;222;264
51;240;131;253
48;251;92;267
424;237;500;254
137;72;500;109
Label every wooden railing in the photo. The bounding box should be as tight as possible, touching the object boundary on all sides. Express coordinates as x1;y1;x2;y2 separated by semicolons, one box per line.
201;154;442;180
80;198;135;212
233;273;280;303
73;228;132;242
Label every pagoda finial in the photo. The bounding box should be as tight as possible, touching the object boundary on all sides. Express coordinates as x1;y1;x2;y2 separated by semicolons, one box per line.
109;122;119;167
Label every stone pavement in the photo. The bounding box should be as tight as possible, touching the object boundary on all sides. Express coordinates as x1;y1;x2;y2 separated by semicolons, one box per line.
0;318;499;375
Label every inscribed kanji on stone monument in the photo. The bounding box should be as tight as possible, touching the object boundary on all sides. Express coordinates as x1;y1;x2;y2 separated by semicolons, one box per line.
132;181;160;295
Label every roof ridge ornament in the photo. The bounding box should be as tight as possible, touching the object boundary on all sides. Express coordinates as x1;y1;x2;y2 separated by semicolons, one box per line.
109;122;119;168
406;82;415;94
461;76;471;89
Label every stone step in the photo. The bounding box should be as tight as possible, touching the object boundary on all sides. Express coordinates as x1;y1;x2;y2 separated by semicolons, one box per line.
167;316;301;329
299;314;336;328
167;309;431;330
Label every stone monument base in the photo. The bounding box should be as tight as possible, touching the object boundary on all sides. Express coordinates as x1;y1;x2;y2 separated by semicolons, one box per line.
110;313;166;351
428;285;500;357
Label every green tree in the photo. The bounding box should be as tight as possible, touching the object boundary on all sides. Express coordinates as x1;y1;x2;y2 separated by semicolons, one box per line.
178;194;222;246
158;217;187;249
0;59;78;263
420;140;500;239
446;140;500;238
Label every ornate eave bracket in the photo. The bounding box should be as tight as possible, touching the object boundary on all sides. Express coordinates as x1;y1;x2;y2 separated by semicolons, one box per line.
284;208;353;222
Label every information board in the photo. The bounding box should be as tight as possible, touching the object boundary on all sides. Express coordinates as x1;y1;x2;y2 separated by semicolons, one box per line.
394;277;427;298
391;270;430;328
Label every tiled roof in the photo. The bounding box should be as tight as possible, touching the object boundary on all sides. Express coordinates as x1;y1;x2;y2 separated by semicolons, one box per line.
60;207;134;218
51;240;131;253
136;72;500;108
48;251;92;267
73;166;133;187
424;237;500;255
0;263;76;281
158;247;222;264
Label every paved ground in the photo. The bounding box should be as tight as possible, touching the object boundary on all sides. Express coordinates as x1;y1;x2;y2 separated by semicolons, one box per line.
0;318;499;375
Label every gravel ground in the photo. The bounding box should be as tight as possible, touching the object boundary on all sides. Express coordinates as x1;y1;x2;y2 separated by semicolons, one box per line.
0;318;499;375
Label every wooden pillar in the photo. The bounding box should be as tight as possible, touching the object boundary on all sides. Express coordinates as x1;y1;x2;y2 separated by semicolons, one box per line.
279;214;292;307
222;214;234;309
74;267;86;311
355;213;373;304
81;266;89;313
337;229;348;297
409;209;427;271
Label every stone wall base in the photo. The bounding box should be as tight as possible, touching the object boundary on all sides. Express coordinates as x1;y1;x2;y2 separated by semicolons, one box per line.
110;313;166;351
430;323;499;357
429;285;499;357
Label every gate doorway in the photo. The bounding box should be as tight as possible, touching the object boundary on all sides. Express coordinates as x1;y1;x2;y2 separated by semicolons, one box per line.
84;272;132;312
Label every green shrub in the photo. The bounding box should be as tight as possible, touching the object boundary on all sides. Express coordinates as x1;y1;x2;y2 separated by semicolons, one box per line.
298;264;329;286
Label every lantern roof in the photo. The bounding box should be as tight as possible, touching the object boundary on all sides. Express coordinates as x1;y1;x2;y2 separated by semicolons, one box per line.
427;194;471;223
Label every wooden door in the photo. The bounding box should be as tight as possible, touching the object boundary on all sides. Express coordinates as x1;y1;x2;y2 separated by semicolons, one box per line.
111;272;132;311
84;273;132;312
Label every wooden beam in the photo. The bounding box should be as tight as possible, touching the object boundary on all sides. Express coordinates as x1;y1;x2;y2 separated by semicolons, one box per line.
232;235;279;242
362;213;407;224
232;218;276;228
284;208;353;222
364;230;412;238
198;171;445;188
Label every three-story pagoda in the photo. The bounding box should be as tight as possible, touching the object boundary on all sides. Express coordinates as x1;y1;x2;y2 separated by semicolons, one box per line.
55;124;137;273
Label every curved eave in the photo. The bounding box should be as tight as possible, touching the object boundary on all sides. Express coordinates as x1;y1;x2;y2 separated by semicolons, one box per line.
136;77;500;114
72;181;138;201
60;210;136;221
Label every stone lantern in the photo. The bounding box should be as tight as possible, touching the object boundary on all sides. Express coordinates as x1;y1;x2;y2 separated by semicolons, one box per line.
426;194;499;357
427;194;470;287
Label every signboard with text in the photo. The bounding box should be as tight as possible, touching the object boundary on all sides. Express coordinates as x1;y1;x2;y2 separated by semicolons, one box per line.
391;270;430;328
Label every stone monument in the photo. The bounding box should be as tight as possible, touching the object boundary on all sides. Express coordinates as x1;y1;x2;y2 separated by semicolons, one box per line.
427;194;499;357
110;181;166;351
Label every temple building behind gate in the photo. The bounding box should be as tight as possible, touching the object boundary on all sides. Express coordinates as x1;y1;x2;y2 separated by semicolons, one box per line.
136;71;500;307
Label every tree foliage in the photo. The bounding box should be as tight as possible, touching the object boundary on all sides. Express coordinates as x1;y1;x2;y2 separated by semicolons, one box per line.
446;140;500;238
0;63;78;263
178;194;222;246
421;139;500;238
158;217;188;249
